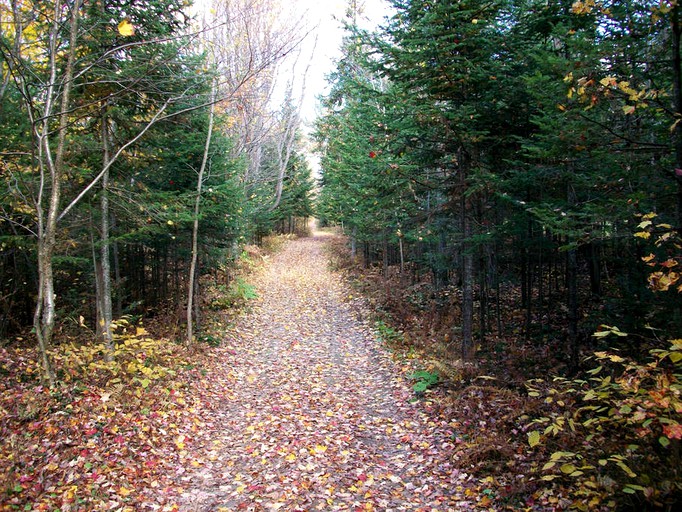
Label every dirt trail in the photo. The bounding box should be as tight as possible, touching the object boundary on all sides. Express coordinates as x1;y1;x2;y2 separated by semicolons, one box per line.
178;234;469;511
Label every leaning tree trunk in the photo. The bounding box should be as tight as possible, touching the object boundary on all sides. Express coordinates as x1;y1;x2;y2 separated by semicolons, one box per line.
187;79;216;345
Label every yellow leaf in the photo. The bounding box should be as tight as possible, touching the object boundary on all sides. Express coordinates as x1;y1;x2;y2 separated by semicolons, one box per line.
560;463;577;474
117;19;135;37
600;76;616;87
175;435;186;450
285;453;297;462
119;486;133;497
623;105;636;115
528;430;541;448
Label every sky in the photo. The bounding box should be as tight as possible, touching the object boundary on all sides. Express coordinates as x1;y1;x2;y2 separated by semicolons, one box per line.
191;0;393;125
189;0;393;173
293;0;393;125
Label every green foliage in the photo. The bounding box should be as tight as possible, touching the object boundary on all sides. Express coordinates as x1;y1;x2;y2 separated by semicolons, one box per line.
525;341;682;508
0;0;257;340
315;0;682;362
209;278;258;311
374;320;404;346
198;334;222;347
410;369;439;394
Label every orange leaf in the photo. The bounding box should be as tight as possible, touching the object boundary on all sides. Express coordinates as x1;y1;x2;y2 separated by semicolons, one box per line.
663;423;682;440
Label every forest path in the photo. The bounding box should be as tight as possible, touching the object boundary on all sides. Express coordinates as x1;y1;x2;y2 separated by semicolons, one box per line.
176;234;468;511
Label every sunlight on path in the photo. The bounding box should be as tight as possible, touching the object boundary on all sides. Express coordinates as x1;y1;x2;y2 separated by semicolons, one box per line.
177;236;471;511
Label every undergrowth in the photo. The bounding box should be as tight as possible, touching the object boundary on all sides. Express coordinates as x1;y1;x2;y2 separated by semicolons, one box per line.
324;232;682;511
0;325;202;510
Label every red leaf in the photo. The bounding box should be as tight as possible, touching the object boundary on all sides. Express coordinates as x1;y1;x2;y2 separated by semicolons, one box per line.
663;423;682;440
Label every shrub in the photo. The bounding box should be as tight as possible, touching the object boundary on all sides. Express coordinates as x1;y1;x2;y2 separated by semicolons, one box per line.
410;369;439;394
209;277;258;310
525;339;682;510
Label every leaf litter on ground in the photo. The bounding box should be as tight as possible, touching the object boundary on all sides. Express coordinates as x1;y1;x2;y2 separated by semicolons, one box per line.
1;234;482;511
171;234;476;511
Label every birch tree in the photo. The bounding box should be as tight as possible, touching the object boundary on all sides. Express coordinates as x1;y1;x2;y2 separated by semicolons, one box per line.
1;0;203;382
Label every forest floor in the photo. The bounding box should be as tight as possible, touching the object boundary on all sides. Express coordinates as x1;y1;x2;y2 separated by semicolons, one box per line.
5;232;644;511
172;232;473;510
1;232;486;512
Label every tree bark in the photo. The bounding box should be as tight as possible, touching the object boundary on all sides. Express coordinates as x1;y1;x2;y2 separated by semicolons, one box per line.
187;79;217;345
567;246;579;368
33;0;82;385
99;109;114;355
461;208;475;360
459;151;474;360
671;5;682;229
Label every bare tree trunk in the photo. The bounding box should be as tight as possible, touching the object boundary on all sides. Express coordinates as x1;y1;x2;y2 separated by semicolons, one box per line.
459;152;475;360
33;0;82;385
99;110;114;355
671;5;682;229
567;246;579;368
112;217;123;316
567;184;580;369
269;102;300;212
398;233;405;274
382;231;389;279
91;210;103;338
187;79;217;345
351;225;357;260
269;43;314;212
461;205;475;360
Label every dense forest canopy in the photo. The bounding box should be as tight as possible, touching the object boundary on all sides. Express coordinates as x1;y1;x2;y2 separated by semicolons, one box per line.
314;3;682;505
316;0;682;362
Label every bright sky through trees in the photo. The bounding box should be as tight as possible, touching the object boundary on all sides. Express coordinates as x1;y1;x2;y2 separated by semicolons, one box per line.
293;0;392;124
192;0;392;124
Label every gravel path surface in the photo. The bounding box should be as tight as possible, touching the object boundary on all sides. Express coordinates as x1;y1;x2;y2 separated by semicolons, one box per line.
177;234;470;511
